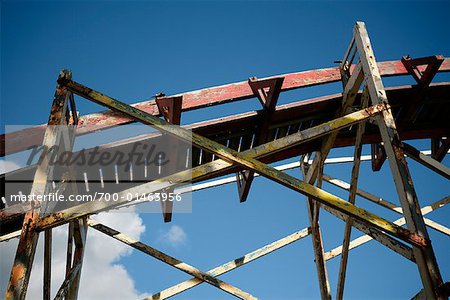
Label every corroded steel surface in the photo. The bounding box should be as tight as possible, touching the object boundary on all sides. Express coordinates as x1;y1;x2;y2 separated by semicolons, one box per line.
2;59;449;156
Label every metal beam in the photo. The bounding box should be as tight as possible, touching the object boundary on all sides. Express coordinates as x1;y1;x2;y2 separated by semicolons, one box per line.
155;95;183;222
401;142;450;179
43;229;52;300
51;80;425;248
88;221;257;300
336;88;369;300
236;76;283;202
301;156;331;300
5;70;72;300
299;61;364;300
66;217;87;300
37;101;390;236
3;58;450;157
319;202;415;262
53;254;83;300
324;196;450;261
355;21;444;299
322;174;450;237
147;228;311;299
431;137;450;162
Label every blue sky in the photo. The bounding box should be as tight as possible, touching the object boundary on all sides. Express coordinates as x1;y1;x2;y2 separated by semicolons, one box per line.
1;1;449;299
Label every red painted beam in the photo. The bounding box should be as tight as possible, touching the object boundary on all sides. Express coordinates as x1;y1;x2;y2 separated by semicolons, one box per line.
2;58;450;156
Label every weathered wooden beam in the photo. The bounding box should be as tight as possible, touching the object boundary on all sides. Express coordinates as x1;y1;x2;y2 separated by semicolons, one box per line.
146;228;311;299
354;21;444;299
88;221;258;300
5;70;72;300
3;58;449;156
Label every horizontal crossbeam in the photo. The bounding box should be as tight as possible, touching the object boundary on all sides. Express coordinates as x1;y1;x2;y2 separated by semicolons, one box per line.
3;59;450;157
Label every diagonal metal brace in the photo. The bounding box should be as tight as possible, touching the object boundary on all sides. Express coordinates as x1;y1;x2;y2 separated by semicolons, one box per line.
60;78;427;248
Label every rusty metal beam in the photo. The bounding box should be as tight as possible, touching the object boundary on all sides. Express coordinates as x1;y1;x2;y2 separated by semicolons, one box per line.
299;60;364;300
88;220;257;300
1;83;448;199
304;62;363;194
5;70;73;300
354;21;444;299
155;95;183;222
39;80;424;245
431;137;450;162
322;174;450;237
399;55;444;126
33;91;423;249
237;77;283;202
2;59;450;157
324;196;450;261
301;155;331;300
401;142;450;179
147;228;311;299
66;217;87;299
43;229;52;300
320;200;415;262
33;104;382;232
371;142;387;171
53;252;83;300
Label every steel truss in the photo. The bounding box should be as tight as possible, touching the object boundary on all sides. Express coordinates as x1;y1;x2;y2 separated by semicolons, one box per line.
1;22;449;299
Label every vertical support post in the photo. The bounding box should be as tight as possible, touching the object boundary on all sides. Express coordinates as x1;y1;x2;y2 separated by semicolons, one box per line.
354;21;444;299
299;36;364;300
336;88;369;300
66;217;88;299
66;221;74;276
5;70;72;300
43;229;52;300
301;156;331;300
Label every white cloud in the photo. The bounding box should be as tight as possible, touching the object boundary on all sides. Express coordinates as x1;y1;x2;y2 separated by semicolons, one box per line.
0;206;146;300
158;224;187;247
